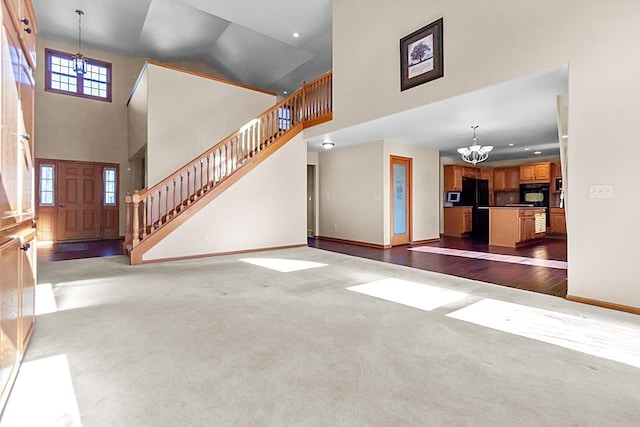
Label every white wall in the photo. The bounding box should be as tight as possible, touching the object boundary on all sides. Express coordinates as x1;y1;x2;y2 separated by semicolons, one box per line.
146;64;276;186
127;66;148;160
383;141;440;244
325;0;640;307
143;134;307;261
318;141;384;245
317;140;439;246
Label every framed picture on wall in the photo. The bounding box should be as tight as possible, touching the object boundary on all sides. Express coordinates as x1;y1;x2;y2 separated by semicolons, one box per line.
400;18;444;91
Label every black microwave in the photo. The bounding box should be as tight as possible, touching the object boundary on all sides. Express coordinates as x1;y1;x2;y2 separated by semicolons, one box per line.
555;178;563;191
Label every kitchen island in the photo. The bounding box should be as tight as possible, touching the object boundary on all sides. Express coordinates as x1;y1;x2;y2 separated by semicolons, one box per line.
486;207;546;247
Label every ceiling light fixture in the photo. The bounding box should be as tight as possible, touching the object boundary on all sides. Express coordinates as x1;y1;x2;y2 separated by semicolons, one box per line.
293;32;300;38
73;10;87;75
534;151;542;154
508;143;514;146
322;142;335;150
457;125;492;165
524;147;530;151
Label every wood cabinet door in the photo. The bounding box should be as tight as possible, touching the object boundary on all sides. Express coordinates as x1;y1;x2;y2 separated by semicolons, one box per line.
444;165;463;191
507;168;520;190
0;238;20;396
462;167;478;179
493;169;506;191
56;161;103;241
19;231;35;350
480;168;493;187
463;210;472;232
534;163;550;180
18;51;34;218
524;217;535;240
550;214;567;234
453;167;463;190
0;13;21;229
520;165;534;182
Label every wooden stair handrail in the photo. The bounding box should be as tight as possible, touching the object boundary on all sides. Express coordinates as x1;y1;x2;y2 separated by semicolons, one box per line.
125;71;332;254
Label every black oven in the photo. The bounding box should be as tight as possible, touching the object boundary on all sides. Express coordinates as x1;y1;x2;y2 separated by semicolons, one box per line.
520;183;550;225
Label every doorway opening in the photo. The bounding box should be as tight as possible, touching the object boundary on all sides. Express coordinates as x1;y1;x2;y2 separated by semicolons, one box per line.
307;164;316;237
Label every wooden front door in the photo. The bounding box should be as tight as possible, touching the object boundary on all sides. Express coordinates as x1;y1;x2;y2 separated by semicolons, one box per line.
390;156;412;246
35;159;120;242
57;161;103;241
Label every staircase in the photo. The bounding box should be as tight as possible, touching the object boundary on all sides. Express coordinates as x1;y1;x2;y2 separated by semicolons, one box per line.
124;72;332;264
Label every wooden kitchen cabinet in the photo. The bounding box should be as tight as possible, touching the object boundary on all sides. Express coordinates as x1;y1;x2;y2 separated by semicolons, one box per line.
520;214;536;242
443;206;472;237
462;167;478;178
520;162;550;183
550;207;567;234
479;168;493;187
489;207;545;247
506;167;520;190
443;165;463;191
494;167;519;191
0;230;36;409
0;0;37;413
551;162;563;193
463;209;472;232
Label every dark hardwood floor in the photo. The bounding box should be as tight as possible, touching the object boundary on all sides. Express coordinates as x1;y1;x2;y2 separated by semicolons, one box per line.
37;235;568;298
38;239;124;263
308;236;568;298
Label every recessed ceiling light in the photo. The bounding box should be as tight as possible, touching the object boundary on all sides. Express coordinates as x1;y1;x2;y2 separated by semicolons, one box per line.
534;151;542;154
293;32;300;38
283;91;288;94
508;143;514;146
524;147;530;151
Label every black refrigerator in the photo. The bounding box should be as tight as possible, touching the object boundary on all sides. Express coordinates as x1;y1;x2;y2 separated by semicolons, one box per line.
460;178;490;241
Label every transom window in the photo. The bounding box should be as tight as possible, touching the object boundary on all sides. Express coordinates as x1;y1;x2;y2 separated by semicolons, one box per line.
45;48;112;102
39;164;55;206
104;168;117;206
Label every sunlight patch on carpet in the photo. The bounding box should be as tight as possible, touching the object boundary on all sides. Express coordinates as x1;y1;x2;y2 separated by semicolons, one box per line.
448;298;640;369
0;354;82;426
35;283;58;315
347;278;468;312
239;258;327;273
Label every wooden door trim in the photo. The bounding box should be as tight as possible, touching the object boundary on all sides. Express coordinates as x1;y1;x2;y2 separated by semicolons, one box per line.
35;158;120;242
390;155;413;246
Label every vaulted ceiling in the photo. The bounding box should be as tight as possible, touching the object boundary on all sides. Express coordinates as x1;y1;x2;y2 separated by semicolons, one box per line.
32;0;332;95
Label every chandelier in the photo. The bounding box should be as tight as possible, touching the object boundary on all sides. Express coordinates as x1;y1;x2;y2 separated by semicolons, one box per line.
73;10;87;75
457;125;493;165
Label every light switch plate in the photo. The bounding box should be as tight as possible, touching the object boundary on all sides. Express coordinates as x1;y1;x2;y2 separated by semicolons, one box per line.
589;185;614;199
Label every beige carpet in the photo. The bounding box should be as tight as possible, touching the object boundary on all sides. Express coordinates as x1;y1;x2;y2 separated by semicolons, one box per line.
2;247;639;426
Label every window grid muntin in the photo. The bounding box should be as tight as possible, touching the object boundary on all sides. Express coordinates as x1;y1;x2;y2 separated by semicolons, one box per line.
45;49;112;102
104;168;117;206
40;164;55;206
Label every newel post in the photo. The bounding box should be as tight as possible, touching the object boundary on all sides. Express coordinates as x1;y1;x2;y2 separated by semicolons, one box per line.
132;190;141;248
125;192;132;245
